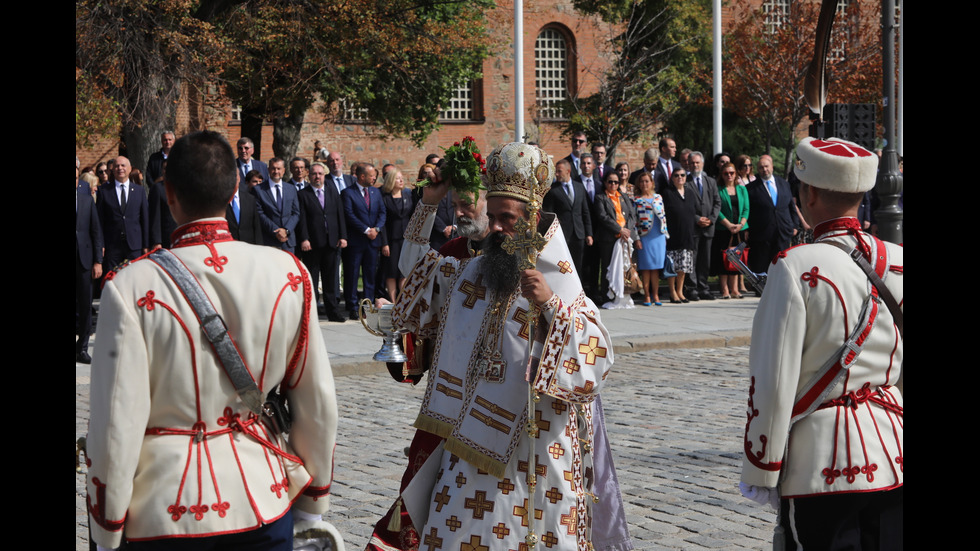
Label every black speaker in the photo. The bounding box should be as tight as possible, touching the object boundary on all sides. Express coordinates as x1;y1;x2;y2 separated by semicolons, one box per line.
820;104;876;150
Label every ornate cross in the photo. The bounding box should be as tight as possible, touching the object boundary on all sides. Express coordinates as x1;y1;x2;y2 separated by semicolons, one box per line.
578;336;607;365
492;523;511;540
501;216;547;270
464;490;495;519
424;527;443;551
433;485;451;512
459;274;487;309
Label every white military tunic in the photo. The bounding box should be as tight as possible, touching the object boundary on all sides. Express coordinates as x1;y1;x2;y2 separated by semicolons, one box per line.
86;218;338;547
741;217;903;498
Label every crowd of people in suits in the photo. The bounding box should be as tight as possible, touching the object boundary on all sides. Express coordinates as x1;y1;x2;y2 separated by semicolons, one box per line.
77;129;880;362
76;132;461;359
537;131;880;307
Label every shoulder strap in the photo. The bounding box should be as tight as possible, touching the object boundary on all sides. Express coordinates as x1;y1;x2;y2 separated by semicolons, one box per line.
821;239;903;337
149;249;266;415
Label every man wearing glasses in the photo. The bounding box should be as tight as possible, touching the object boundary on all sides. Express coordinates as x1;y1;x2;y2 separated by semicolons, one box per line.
562;130;589;180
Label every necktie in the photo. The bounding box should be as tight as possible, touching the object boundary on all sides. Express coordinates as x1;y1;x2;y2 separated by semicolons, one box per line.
317;188;324;209
766;180;777;205
665;161;672;180
232;194;240;223
335;177;344;194
564;181;574;202
119;184;128;212
363;187;370;208
696;176;702;195
275;184;282;211
585;178;594;202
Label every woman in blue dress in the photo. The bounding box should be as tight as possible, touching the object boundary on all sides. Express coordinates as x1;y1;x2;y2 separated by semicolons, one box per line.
633;172;668;306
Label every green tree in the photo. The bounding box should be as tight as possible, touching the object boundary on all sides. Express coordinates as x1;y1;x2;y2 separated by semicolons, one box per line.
724;0;882;176
216;0;492;161
564;0;713;161
76;0;226;171
77;0;492;169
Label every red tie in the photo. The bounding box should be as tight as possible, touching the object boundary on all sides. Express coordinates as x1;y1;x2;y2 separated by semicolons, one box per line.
363;187;370;208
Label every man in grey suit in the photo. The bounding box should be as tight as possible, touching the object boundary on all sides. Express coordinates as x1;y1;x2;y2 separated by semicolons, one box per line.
685;151;721;301
254;157;300;252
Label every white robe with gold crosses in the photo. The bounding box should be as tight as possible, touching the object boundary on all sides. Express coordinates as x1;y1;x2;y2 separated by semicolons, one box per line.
392;203;615;551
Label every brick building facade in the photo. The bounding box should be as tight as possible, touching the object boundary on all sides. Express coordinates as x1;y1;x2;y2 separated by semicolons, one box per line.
77;1;635;176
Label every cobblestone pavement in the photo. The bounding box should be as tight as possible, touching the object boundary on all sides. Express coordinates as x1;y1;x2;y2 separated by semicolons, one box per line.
77;346;777;550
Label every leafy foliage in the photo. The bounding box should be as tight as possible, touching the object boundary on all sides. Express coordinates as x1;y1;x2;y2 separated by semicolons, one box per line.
723;0;882;175
77;0;493;162
76;0;230;168
565;0;713;160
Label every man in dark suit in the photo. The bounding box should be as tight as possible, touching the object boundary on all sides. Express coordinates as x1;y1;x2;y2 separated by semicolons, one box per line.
297;162;348;322
325;151;355;305
630;147;659;189
254;157;301;252
577;153;602;300
684;151;722;301
289;157;309;192
591;143;613;183
77;160;103;363
562;131;589;180
341;163;386;319
225;172;263;244
746;154;800;275
145;130;174;186
236;137;269;184
98;156;149;271
148;159;177;249
654;138;682;192
543;158;593;277
325;151;355;194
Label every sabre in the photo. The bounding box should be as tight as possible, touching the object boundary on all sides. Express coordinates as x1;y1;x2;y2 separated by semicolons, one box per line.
726;242;768;295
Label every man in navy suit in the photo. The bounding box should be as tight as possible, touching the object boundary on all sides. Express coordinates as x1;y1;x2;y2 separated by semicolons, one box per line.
254;157;301;252
341;163;386;319
746;154;801;275
543;159;593;277
297;162;348;321
77;159;103;363
98;156;149;271
236;137;269;184
225;172;264;245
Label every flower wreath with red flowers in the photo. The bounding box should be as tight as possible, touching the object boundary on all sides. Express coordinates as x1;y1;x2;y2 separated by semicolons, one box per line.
418;136;486;205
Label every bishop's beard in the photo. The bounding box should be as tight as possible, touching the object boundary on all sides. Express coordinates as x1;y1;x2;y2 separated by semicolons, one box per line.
480;232;520;295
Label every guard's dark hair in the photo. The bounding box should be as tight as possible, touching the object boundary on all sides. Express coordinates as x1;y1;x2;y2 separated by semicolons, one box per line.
166;131;237;219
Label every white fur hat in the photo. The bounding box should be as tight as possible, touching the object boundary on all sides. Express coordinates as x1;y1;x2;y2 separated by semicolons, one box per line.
793;137;878;192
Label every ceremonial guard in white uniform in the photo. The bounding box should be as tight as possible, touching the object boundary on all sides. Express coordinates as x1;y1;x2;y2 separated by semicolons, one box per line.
86;132;338;549
388;141;631;551
741;137;903;550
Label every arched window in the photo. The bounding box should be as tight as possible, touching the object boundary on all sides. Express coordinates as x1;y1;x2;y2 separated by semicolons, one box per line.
535;27;571;120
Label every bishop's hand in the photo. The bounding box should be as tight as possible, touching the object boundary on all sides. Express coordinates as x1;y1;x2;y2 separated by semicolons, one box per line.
520;269;553;306
421;176;451;206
